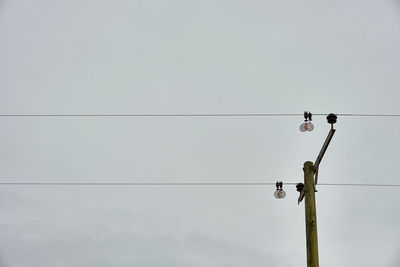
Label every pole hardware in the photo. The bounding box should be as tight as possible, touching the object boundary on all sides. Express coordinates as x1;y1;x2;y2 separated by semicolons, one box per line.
274;181;286;199
326;113;337;124
296;183;305;204
300;111;314;132
304;111;313;121
314;113;337;185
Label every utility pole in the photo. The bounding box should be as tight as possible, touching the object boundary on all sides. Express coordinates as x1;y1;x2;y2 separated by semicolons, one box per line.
298;113;337;267
304;161;319;267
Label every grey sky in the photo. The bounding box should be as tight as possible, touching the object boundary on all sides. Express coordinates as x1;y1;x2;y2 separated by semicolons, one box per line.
0;0;400;266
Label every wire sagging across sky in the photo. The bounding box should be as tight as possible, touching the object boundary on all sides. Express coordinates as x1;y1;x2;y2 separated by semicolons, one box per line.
0;182;399;187
0;113;400;117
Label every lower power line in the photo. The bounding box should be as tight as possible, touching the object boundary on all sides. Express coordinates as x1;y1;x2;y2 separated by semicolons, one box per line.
0;182;399;187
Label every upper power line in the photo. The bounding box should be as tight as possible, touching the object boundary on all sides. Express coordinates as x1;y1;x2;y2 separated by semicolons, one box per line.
0;113;399;117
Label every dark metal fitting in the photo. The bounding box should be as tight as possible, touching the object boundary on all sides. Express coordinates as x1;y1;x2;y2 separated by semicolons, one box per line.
276;181;283;189
304;111;312;122
327;113;337;124
296;183;304;192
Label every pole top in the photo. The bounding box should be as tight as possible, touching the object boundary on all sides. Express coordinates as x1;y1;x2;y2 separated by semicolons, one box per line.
304;161;314;168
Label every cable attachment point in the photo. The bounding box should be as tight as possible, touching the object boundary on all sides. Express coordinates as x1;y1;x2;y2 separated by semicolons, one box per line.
326;113;337;129
274;181;286;199
300;111;314;132
296;183;305;204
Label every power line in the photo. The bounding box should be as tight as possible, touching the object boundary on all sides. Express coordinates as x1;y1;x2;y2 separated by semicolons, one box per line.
0;182;399;187
0;182;278;186
344;114;400;117
0;113;317;117
318;183;400;187
0;113;399;117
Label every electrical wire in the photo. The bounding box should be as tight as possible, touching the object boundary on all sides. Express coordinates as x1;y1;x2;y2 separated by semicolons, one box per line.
0;113;313;117
0;113;399;117
0;182;399;187
342;114;400;117
0;182;280;186
318;183;400;187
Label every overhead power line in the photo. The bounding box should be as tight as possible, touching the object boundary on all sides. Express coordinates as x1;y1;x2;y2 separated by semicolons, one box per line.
0;182;399;187
0;182;281;186
0;113;319;117
0;113;399;117
318;183;400;187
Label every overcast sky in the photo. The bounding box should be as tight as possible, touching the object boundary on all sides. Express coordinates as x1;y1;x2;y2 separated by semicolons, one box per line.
1;0;400;266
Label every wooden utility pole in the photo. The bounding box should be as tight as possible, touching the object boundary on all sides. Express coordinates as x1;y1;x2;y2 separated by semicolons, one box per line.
304;161;319;267
297;113;337;267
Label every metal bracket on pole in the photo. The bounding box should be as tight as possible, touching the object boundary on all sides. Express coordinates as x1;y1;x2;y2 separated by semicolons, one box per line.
314;114;337;185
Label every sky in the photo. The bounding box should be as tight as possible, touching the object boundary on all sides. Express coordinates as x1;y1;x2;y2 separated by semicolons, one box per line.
0;0;400;266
